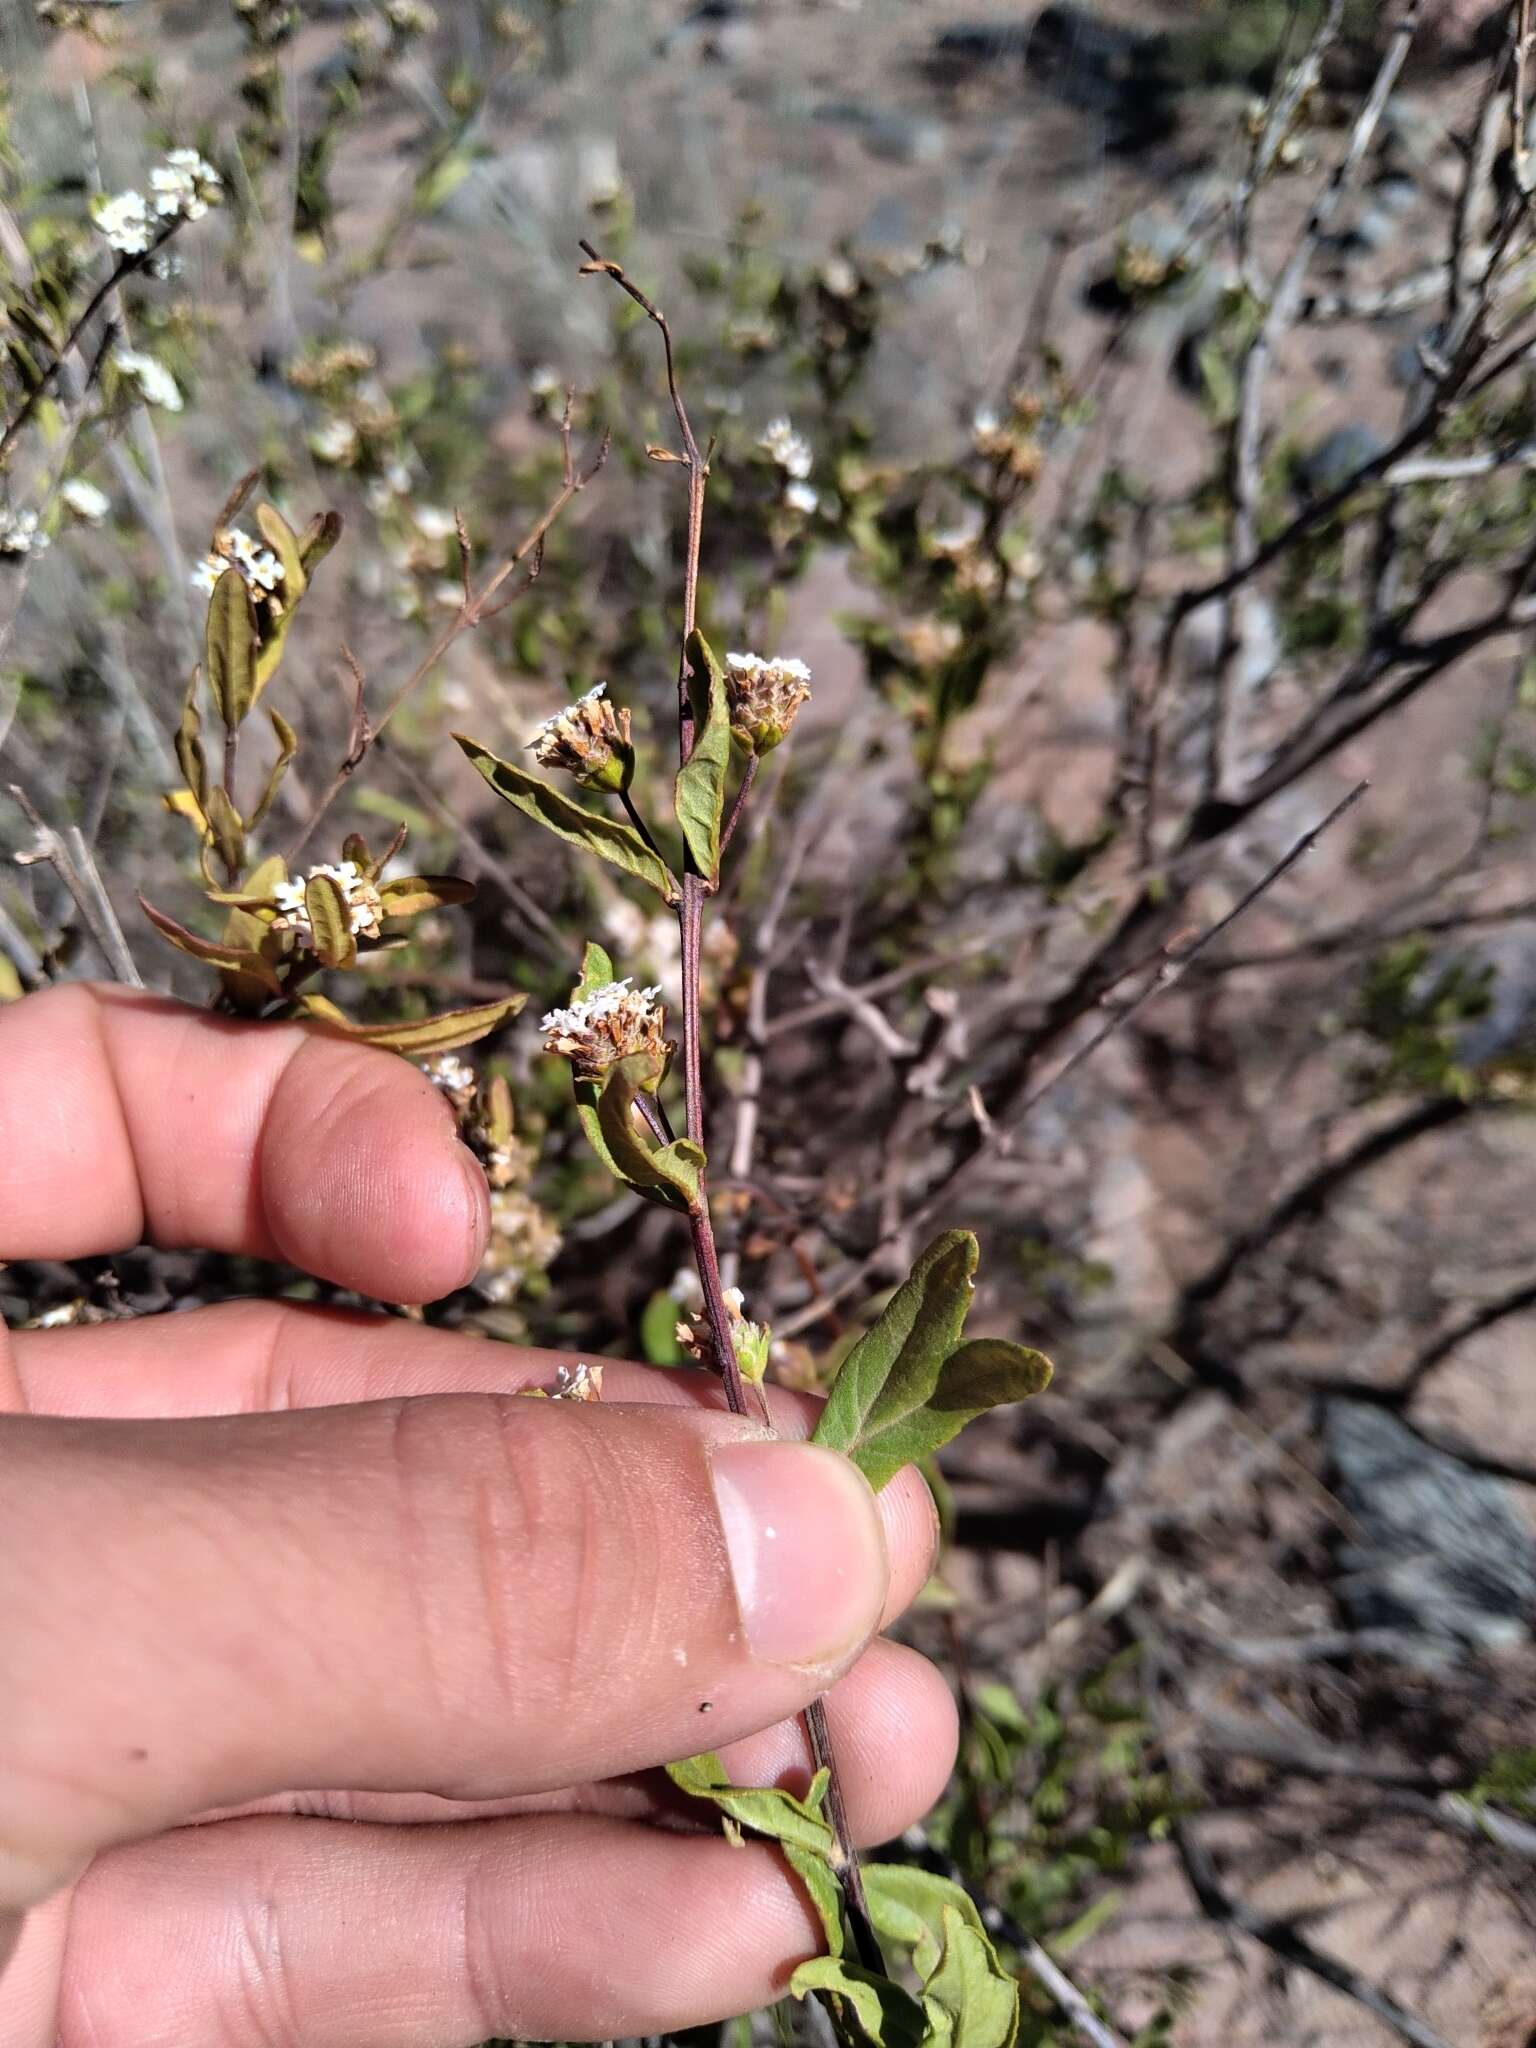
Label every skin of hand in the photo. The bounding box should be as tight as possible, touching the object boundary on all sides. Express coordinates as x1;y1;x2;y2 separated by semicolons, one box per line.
0;984;957;2048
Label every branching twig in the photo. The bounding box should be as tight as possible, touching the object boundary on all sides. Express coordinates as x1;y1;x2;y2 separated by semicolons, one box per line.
9;784;143;986
778;783;1370;1339
1395;1273;1536;1399
1169;1818;1454;2048
288;403;606;861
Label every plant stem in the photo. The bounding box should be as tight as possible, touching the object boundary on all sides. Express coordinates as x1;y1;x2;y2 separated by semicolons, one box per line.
0;232;161;467
619;786;664;860
717;752;758;866
581;240;881;1968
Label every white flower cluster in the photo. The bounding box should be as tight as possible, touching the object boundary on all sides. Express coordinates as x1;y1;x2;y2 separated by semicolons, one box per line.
308;416;361;466
114;348;183;413
541;976;666;1078
190;526;283;598
423;1051;477;1099
757;415;813;480
92;149;222;256
541;975;660;1038
150;150;222;222
723;651;813;753
527;681;632;788
270;861;384;943
529;681;603;748
92;191;153;257
0;506;49;559
60;478;110;525
726;651;812;687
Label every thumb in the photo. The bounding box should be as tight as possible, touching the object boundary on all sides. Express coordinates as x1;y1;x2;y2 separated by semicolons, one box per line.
0;1396;889;1910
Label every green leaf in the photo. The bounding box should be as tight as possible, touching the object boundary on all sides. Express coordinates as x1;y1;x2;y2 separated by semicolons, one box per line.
203;784;246;878
788;1959;928;2048
174;673;207;808
864;1868;1002;1986
140;895;283;994
783;1841;847;1960
568;943;627;1182
297;508;343;575
304;870;357;969
575;939;615;1000
455;736;679;903
247;709;298;830
930;1339;1051;1420
205;569;259;731
293;991;526;1055
922;1908;1018;2048
812;1233;977;1492
239;853;288;898
594;1053;703;1211
640;1288;686;1365
675;628;731;884
253;503;307;691
378;874;475;917
218;902;284;1014
665;1752;836;1859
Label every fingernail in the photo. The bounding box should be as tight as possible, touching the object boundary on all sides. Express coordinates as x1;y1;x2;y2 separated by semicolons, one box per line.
711;1439;888;1671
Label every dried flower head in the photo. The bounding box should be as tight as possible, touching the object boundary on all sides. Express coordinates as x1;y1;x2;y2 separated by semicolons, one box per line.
723;651;812;754
676;1286;771;1384
552;1362;603;1401
270;861;384;943
541;977;667;1081
527;682;634;792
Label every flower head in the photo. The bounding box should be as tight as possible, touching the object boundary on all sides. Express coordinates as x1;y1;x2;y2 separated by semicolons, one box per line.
528;682;634;792
149;149;222;222
114;348;182;413
676;1286;771;1384
0;506;49;559
308;416;360;466
92;189;153;256
270;861;384;944
190;525;284;600
541;977;667;1082
723;651;812;754
422;1051;477;1108
60;478;110;525
757;416;813;481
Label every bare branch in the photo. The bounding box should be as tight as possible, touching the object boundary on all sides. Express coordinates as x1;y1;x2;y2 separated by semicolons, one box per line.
1169;1818;1455;2048
9;784;143;986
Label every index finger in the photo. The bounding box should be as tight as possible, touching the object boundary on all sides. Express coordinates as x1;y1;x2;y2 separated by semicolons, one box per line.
0;983;489;1303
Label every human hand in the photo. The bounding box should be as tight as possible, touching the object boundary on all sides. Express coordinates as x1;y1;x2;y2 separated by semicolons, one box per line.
0;984;956;2048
